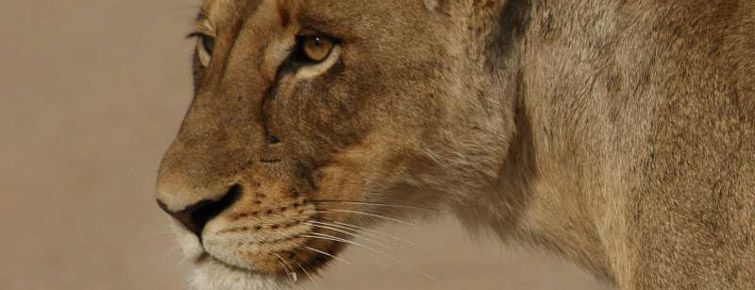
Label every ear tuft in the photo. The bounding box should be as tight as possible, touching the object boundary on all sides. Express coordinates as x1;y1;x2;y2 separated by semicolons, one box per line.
424;0;440;11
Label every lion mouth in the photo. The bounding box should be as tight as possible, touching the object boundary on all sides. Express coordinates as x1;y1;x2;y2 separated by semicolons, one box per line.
197;252;256;274
168;193;396;286
194;233;346;284
190;252;293;290
195;250;301;285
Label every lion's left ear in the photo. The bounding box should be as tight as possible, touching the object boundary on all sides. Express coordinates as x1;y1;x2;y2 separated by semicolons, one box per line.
424;0;440;11
430;0;510;17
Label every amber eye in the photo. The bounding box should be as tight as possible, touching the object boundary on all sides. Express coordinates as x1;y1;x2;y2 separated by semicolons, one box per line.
296;35;336;63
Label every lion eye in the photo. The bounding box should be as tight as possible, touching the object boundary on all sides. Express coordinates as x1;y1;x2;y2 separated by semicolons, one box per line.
194;34;215;66
296;35;335;63
201;35;215;55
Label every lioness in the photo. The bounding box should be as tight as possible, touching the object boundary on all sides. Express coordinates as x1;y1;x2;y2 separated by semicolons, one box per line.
155;0;755;289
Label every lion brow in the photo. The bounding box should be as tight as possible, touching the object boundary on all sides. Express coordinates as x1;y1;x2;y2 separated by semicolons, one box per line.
276;0;292;27
196;7;209;22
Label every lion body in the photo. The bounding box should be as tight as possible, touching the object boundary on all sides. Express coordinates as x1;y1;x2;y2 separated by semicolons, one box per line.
157;0;755;288
461;1;755;288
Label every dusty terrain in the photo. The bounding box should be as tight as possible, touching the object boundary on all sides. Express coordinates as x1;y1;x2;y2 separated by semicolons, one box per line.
0;1;610;289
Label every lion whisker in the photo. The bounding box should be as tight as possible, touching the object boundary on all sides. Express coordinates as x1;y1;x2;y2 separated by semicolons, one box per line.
303;234;438;283
315;218;418;247
301;233;387;256
309;200;436;211
272;252;298;283
305;209;414;226
305;222;393;249
292;259;319;288
302;245;352;265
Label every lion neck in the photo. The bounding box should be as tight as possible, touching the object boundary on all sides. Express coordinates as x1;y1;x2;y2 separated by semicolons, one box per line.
447;0;617;281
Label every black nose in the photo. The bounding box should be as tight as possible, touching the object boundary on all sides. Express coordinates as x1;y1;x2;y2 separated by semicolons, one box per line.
157;185;241;237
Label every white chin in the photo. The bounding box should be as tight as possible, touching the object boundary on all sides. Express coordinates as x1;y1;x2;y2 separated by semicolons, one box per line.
170;223;292;290
191;259;288;290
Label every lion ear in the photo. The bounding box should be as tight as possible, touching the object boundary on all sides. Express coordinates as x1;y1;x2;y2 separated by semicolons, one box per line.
424;0;454;15
427;1;507;16
423;0;440;11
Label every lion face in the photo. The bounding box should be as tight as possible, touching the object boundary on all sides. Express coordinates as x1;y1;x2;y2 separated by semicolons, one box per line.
156;0;510;288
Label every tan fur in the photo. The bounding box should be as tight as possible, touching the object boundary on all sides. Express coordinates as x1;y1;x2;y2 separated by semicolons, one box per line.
156;0;755;289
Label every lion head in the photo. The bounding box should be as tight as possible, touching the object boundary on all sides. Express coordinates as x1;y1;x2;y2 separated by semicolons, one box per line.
156;0;515;288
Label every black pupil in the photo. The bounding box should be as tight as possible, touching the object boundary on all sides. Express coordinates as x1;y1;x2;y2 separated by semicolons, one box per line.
292;35;332;64
202;36;215;55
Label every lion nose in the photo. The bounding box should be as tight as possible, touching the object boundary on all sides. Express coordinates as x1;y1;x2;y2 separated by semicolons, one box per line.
157;185;241;236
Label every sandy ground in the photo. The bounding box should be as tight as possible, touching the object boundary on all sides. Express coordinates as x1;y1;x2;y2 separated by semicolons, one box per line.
0;1;611;289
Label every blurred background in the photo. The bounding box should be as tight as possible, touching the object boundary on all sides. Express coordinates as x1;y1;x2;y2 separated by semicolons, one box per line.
0;1;610;289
